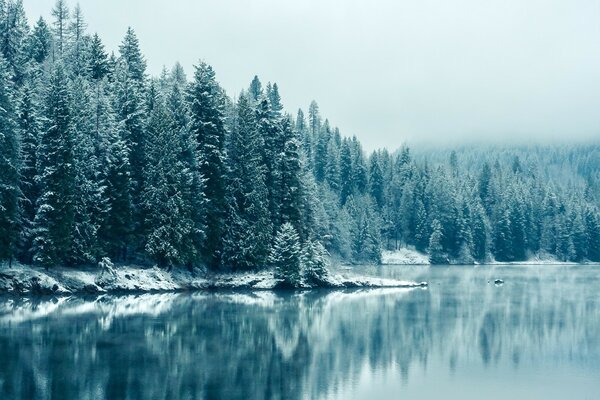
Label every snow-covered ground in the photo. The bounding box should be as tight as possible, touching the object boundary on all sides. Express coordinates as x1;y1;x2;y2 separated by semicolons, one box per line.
488;255;580;265
381;248;430;265
380;247;595;266
0;262;426;295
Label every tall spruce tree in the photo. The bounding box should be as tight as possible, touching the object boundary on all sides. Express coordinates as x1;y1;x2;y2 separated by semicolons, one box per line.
187;61;227;268
0;55;19;265
32;64;75;267
221;94;271;270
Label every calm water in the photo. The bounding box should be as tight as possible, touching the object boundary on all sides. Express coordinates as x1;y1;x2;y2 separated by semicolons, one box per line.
0;265;599;400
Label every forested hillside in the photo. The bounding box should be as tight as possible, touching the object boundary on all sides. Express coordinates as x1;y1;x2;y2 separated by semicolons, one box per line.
0;0;599;272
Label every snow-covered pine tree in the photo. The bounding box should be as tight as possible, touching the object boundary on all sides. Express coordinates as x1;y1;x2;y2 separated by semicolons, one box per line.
113;39;146;249
0;0;28;84
255;95;282;230
302;238;330;286
187;61;227;269
101;122;132;261
66;3;88;76
470;201;488;262
270;222;302;288
27;17;52;65
221;93;271;270
248;75;262;103
0;54;19;265
87;33;109;81
68;76;107;264
428;219;447;264
15;79;41;262
278;117;305;238
142;85;194;267
584;207;600;261
118;27;146;82
50;0;69;59
339;138;354;205
32;64;75;268
368;152;384;209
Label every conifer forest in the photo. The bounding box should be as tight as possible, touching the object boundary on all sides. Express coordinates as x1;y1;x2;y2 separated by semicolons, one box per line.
0;0;599;278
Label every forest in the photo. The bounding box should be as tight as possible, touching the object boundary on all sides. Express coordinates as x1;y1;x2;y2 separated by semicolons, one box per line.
0;0;599;277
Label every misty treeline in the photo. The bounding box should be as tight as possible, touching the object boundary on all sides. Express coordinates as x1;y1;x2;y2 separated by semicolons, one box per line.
0;1;599;273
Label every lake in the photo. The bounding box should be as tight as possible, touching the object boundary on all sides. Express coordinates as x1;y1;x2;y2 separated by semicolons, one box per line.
0;264;599;400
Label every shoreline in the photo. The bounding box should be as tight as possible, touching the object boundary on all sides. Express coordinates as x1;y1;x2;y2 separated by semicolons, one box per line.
0;264;428;296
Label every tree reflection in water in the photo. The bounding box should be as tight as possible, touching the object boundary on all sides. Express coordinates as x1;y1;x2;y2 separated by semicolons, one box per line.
0;265;599;400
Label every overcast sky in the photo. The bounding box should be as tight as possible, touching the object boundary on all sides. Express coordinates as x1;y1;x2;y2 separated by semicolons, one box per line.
23;0;600;151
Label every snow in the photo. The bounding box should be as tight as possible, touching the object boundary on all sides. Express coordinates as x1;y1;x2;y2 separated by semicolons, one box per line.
0;263;426;295
381;248;430;265
489;253;584;265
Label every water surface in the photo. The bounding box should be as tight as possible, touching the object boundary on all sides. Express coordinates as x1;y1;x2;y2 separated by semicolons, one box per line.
0;264;599;399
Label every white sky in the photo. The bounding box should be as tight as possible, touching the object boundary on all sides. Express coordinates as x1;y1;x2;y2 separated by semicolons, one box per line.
23;0;600;151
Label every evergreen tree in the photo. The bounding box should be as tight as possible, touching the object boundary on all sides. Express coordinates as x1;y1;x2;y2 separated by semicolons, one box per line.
50;0;69;58
270;222;302;287
0;55;19;265
16;80;41;261
28;17;52;64
32;64;75;267
118;27;146;82
142;85;204;268
0;0;28;83
88;33;109;80
302;239;330;286
221;94;271;270
339;139;353;205
248;75;262;103
278;118;305;237
112;55;145;248
187;61;227;268
69;76;106;264
428;219;447;264
369;152;384;209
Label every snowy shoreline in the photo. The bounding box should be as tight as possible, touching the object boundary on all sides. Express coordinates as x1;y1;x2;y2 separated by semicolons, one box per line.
0;263;427;296
381;248;596;266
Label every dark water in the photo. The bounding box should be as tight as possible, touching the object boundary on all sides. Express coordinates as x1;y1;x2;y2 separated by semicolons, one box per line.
1;265;599;400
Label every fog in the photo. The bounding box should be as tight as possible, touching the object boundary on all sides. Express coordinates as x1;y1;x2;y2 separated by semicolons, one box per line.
24;0;600;150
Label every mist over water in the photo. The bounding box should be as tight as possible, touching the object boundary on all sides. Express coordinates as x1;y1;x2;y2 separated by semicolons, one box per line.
1;265;599;400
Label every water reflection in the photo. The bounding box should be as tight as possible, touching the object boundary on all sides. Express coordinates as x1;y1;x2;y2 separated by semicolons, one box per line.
0;265;599;400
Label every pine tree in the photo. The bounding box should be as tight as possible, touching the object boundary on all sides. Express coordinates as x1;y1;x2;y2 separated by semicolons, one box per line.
0;0;28;84
142;86;203;268
339;139;353;205
414;199;429;252
68;76;106;264
112;55;145;249
67;3;87;76
221;94;271;270
368;152;384;209
278;118;305;238
428;219;447;264
51;0;69;59
118;27;146;82
187;61;227;268
302;239;330;286
88;33;109;80
471;202;488;262
494;207;513;261
270;222;302;288
0;55;19;265
584;207;600;261
16;79;41;262
101;124;132;261
27;17;52;64
32;64;75;268
248;75;262;103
